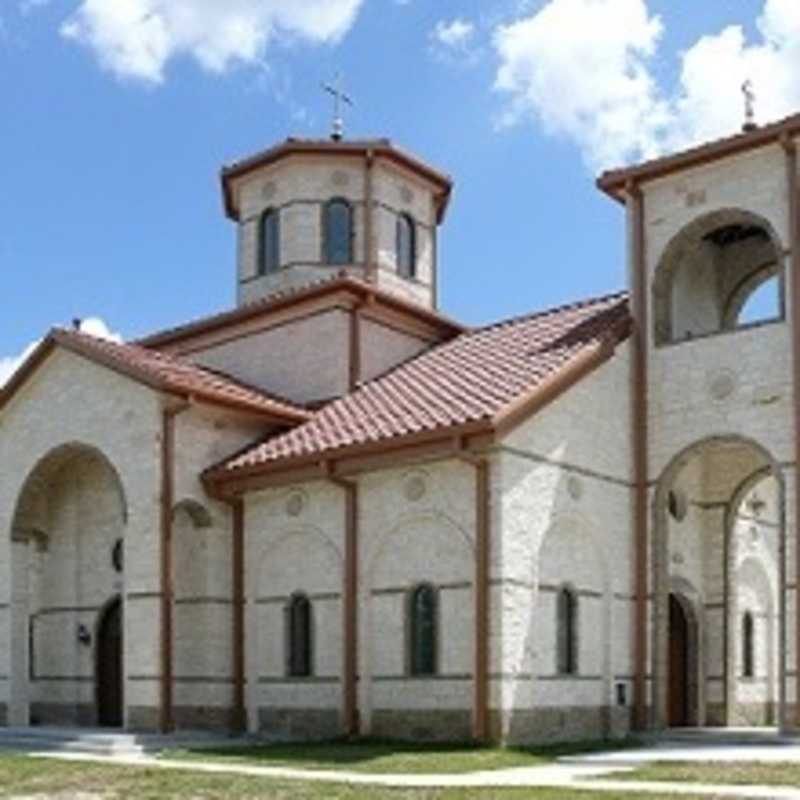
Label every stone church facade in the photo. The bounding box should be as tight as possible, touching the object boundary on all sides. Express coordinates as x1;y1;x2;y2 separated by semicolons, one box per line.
0;117;797;742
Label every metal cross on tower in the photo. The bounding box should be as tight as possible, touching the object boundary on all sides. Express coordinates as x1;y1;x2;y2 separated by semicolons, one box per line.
323;73;353;141
742;80;757;132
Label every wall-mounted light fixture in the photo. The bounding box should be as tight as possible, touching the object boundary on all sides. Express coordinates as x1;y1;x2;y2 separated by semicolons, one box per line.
77;624;92;646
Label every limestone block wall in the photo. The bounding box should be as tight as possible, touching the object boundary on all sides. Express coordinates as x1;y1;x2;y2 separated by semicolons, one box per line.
359;318;431;384
358;461;477;741
185;310;351;405
0;349;163;730
242;458;479;742
170;406;270;730
493;350;633;744
244;482;346;740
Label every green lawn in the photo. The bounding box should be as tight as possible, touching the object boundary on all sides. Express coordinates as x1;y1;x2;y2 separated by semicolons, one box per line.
0;752;706;800
165;738;640;774
621;761;800;788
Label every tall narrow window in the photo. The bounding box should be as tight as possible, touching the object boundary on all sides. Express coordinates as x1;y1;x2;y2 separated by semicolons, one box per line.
287;594;312;677
396;214;416;278
259;208;280;274
324;198;353;265
742;611;755;678
556;586;579;675
409;584;437;676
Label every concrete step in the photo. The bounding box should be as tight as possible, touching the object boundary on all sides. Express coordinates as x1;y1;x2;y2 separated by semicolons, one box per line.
651;727;800;746
0;727;249;757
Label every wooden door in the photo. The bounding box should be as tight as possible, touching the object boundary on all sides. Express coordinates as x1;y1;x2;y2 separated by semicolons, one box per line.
668;594;689;727
96;598;123;727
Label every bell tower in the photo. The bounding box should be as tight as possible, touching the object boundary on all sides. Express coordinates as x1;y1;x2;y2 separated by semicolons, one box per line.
221;138;452;309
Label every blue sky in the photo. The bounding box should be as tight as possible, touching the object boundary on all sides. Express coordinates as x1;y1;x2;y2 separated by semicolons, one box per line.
2;0;799;377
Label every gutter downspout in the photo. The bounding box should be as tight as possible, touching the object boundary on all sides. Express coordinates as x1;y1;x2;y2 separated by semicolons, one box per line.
328;468;360;737
230;497;246;733
627;180;649;732
782;133;798;731
160;398;191;734
457;447;492;743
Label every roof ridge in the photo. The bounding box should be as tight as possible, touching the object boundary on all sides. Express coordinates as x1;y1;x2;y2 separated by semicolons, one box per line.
473;288;629;334
136;273;465;348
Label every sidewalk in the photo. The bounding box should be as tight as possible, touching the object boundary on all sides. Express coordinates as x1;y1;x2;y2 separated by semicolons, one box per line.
31;748;800;799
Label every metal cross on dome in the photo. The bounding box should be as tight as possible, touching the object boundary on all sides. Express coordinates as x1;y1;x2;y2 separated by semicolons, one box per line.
323;73;353;141
742;79;757;132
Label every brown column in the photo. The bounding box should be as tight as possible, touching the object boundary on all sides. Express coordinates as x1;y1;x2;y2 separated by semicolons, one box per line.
783;135;800;728
628;181;649;731
330;473;360;736
159;406;178;733
365;150;377;282
474;459;491;741
231;498;246;732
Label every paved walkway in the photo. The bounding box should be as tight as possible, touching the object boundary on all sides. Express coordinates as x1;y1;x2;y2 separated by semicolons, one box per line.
28;743;800;799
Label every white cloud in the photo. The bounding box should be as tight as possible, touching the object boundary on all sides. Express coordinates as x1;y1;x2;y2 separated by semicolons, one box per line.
60;0;365;84
493;0;800;170
0;318;122;387
433;18;475;49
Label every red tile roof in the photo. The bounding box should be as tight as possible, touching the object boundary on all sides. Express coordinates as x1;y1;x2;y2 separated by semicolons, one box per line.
208;291;631;478
0;328;310;423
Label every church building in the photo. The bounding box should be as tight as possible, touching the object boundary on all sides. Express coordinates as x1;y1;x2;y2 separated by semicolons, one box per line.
0;112;798;743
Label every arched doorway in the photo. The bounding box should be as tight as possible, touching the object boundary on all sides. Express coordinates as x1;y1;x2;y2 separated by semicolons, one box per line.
96;598;123;728
9;443;127;728
653;435;785;730
668;594;690;727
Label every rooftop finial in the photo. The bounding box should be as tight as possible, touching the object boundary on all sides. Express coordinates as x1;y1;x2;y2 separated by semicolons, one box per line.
323;73;353;141
742;79;757;133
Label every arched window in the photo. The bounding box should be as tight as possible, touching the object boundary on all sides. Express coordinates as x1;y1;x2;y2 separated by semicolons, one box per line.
409;584;437;676
323;198;353;265
396;214;416;278
556;586;578;675
742;611;755;678
259;208;280;275
287;593;312;677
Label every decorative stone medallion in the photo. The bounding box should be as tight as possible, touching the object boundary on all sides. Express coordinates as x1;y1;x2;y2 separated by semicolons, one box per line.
285;491;307;518
404;473;427;502
708;370;736;402
399;185;414;205
567;475;583;501
332;170;350;187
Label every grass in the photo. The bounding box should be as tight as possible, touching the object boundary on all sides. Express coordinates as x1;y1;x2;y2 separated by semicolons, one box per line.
165;737;642;774
620;761;800;787
0;752;710;800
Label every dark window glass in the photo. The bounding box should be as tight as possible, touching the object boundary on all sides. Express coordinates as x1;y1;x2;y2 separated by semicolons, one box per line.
396;214;416;278
557;587;578;675
324;199;353;265
259;209;280;274
410;584;437;676
743;611;755;678
288;594;312;677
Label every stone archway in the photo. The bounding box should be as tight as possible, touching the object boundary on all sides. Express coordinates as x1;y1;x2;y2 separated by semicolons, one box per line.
9;443;127;728
652;435;786;731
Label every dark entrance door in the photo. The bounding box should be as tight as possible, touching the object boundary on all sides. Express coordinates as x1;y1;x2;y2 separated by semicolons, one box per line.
668;594;690;727
96;598;123;727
